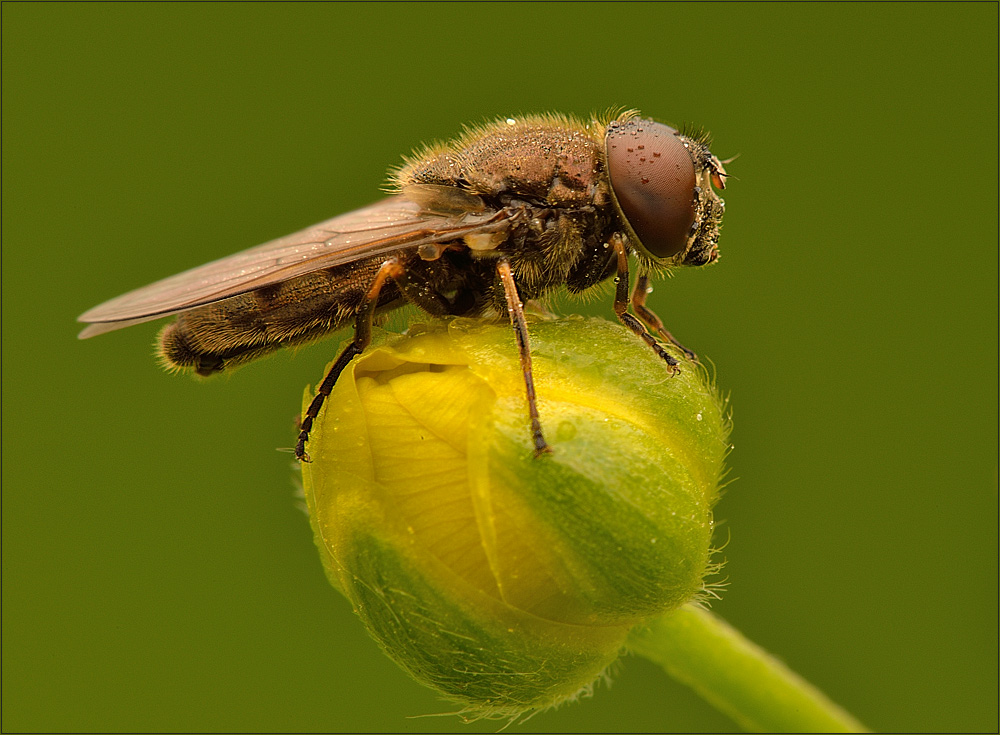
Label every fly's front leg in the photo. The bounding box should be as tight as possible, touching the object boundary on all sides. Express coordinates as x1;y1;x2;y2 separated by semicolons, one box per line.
610;236;681;374
631;273;698;362
295;258;404;462
497;259;551;457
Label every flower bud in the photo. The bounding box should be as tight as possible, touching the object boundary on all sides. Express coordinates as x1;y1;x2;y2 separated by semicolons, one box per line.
301;316;729;717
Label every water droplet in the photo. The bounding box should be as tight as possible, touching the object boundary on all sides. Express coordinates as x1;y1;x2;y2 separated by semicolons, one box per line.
556;421;577;442
696;413;703;421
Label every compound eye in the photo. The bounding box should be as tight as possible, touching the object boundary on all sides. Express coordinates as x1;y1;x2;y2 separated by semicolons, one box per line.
606;118;697;260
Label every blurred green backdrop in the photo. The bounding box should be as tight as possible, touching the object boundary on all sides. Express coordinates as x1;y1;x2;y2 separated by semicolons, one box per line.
3;3;997;732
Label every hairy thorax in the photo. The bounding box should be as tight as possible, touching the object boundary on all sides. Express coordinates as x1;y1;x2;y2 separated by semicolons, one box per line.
395;115;620;302
395;114;613;211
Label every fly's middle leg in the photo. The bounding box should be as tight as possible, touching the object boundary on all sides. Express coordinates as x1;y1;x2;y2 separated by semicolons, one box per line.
497;258;551;457
610;235;681;374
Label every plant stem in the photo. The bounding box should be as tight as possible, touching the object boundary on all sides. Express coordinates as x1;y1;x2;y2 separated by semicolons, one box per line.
627;604;869;733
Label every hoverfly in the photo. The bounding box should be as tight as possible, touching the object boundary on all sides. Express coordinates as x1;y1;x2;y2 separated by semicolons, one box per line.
78;110;728;461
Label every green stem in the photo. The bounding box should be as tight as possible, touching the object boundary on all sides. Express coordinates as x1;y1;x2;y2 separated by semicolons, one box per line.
627;604;869;733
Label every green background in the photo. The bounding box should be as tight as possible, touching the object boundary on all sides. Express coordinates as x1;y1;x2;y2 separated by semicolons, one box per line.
4;3;997;732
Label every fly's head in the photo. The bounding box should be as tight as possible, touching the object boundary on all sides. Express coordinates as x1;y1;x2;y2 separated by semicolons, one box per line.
604;114;727;269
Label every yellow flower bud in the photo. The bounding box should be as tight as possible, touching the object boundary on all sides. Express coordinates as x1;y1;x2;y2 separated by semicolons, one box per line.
301;316;729;718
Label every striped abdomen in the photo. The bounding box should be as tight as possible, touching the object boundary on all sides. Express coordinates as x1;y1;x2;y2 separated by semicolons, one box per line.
158;258;401;376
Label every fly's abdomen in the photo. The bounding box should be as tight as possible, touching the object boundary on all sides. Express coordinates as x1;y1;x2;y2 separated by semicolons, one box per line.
158;261;401;376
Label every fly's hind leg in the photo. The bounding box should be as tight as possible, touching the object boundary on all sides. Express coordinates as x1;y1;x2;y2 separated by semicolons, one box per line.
631;273;698;362
296;258;405;462
295;257;478;461
610;236;682;374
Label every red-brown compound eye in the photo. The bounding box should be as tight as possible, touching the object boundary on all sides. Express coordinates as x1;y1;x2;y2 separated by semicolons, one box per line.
605;118;697;260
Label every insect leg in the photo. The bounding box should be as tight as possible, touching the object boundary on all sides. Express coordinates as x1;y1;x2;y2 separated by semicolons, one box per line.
631;273;698;361
390;261;475;317
497;259;551;457
610;236;681;373
295;258;404;462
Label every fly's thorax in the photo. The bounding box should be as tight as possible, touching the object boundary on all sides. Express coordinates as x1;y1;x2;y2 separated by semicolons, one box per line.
394;114;612;210
390;113;634;302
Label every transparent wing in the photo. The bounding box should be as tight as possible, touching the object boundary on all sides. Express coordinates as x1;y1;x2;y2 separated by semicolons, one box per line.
78;196;508;338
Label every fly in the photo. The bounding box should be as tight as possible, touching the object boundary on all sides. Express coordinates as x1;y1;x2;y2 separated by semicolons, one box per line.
78;110;729;461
